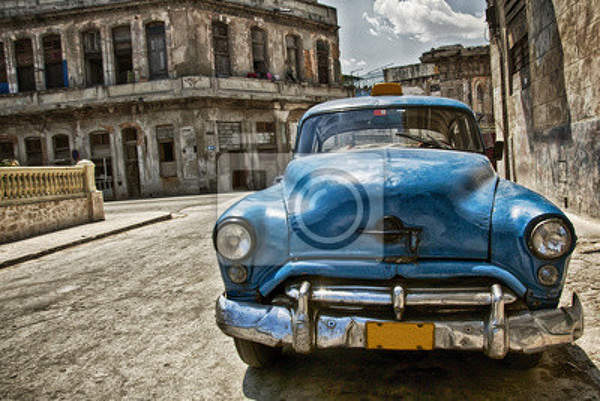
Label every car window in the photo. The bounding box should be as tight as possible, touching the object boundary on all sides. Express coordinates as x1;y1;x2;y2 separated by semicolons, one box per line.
297;107;484;154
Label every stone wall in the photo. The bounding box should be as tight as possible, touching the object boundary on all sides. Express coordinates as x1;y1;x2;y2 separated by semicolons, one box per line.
0;196;90;243
486;0;600;217
0;161;105;243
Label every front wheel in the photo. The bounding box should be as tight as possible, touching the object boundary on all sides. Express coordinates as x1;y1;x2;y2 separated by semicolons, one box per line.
234;338;282;368
501;352;544;369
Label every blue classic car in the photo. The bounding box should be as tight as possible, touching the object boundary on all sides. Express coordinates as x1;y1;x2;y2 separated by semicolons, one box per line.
214;83;583;369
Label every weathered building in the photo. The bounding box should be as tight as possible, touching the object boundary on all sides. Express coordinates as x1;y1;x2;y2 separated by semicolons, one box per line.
384;45;495;135
0;0;349;199
486;0;599;218
383;62;439;96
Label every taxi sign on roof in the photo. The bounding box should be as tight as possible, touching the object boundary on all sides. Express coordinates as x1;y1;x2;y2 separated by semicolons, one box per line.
371;82;403;97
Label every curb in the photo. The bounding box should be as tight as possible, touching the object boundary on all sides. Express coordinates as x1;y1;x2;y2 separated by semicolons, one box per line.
0;213;172;270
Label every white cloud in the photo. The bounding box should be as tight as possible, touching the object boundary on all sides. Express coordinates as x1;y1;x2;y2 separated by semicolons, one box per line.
341;57;368;73
364;0;486;43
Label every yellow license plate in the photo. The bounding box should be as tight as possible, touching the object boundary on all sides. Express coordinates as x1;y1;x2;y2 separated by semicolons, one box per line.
366;322;435;350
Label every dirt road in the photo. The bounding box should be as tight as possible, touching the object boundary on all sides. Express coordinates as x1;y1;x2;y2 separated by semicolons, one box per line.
1;195;598;400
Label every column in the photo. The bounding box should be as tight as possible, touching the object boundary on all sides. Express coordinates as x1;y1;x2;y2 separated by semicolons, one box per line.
32;34;45;91
101;25;115;86
4;40;18;94
132;18;148;81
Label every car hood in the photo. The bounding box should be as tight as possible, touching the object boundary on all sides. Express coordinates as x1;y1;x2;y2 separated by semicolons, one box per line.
282;148;498;260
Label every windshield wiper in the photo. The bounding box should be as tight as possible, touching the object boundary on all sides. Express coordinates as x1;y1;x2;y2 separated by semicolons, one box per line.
421;132;453;149
394;132;426;143
394;132;453;150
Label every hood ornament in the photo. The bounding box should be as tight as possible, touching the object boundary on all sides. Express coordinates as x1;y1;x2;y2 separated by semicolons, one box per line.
361;216;422;263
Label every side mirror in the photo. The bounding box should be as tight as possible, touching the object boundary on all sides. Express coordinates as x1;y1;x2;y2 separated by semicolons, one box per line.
493;141;504;161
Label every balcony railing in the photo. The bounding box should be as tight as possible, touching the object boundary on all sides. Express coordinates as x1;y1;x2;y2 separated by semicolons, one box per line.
0;76;352;117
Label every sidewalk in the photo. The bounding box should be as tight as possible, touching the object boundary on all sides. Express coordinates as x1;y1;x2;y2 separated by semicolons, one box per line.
567;212;600;240
0;211;171;269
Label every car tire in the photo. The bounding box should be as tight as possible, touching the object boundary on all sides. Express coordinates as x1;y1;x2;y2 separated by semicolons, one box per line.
501;352;544;369
234;338;281;368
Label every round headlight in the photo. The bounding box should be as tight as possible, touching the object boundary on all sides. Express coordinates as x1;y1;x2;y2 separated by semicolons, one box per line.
528;218;572;259
227;265;249;284
537;265;560;286
215;220;254;261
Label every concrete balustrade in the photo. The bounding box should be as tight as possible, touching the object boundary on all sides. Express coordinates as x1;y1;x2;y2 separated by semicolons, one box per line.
1;167;86;204
0;160;105;243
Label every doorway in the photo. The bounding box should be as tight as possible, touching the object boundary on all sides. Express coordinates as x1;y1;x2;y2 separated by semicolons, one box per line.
90;131;115;200
122;128;141;198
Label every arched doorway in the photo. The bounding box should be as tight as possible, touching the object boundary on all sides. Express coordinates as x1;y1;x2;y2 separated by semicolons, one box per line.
90;131;115;200
122;127;141;198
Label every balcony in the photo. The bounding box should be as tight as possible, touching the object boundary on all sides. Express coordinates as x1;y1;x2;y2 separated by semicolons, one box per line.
0;0;337;26
0;76;352;117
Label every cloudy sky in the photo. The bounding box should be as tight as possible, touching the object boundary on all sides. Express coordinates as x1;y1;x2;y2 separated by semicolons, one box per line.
319;0;488;76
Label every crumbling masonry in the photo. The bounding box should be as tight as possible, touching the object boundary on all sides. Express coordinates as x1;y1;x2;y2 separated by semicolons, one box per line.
486;0;600;218
0;0;349;199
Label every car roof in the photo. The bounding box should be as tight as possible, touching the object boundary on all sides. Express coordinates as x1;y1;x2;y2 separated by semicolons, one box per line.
299;95;475;126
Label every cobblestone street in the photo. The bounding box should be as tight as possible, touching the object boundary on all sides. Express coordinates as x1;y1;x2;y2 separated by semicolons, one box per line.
0;194;599;401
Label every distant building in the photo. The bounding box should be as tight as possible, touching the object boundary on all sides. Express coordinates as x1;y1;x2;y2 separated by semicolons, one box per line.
384;44;494;135
485;0;599;218
383;62;439;96
0;0;348;199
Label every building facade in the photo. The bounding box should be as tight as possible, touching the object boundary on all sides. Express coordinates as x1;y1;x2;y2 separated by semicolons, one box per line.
486;0;599;218
383;62;439;96
0;0;349;199
384;45;495;135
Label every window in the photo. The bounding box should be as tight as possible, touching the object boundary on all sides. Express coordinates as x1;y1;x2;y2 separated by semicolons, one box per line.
15;39;36;92
0;140;14;160
113;26;134;84
509;34;530;93
146;22;168;80
217;122;242;151
505;0;529;94
285;35;301;82
316;40;329;84
82;29;104;87
91;131;110;147
296;107;483;154
25;137;43;165
476;83;485;113
156;125;176;177
251;27;267;75
43;34;65;89
255;121;276;150
52;134;70;163
212;21;230;77
0;42;8;94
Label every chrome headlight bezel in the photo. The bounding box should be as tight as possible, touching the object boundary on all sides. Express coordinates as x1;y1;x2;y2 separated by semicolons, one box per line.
526;217;573;260
214;218;256;262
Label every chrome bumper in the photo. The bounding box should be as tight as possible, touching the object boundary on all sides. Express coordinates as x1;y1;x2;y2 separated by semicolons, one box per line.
215;282;584;358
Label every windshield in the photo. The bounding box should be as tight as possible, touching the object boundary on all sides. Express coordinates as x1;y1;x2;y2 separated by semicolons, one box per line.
296;107;484;154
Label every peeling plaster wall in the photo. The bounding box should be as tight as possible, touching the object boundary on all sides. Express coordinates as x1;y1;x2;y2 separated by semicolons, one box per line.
384;46;494;132
0;2;341;89
0;0;346;199
2;100;316;198
487;0;600;218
